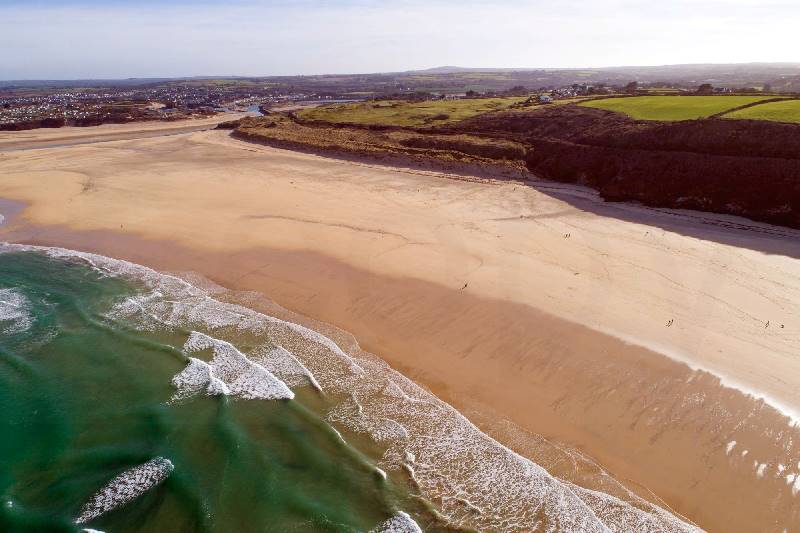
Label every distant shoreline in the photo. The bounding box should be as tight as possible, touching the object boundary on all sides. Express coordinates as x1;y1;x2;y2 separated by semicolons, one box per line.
0;113;244;151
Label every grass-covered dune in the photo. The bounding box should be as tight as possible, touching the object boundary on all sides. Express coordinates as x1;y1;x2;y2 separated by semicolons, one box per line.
579;95;778;121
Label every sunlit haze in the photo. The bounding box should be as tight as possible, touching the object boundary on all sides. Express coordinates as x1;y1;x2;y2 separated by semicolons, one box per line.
2;0;799;79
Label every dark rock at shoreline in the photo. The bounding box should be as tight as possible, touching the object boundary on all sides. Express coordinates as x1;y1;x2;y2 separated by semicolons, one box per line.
215;119;242;130
0;117;66;130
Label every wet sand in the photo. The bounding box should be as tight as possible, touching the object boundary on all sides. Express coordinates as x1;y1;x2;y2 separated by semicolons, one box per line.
0;113;243;152
2;125;800;531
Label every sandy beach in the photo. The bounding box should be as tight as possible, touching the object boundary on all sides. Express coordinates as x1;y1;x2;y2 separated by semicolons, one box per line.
0;114;244;152
2;123;800;531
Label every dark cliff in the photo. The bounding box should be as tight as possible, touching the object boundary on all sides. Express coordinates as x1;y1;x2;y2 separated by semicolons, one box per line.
455;106;800;228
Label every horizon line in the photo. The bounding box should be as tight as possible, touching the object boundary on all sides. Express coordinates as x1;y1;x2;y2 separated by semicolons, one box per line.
2;61;800;84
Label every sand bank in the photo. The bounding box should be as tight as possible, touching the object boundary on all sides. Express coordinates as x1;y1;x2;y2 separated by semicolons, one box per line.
0;113;244;152
1;128;800;531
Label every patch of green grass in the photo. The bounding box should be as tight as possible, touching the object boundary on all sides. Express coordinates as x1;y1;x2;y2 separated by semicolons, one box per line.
579;95;777;121
722;99;800;123
298;97;526;127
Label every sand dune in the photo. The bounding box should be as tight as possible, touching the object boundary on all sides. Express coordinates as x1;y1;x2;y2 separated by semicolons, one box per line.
2;125;800;531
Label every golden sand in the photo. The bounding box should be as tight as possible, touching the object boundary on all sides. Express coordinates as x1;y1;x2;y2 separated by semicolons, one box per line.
2;123;800;531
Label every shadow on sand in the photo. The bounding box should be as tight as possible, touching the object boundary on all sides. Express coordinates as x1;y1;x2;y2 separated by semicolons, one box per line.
525;178;800;260
224;129;800;261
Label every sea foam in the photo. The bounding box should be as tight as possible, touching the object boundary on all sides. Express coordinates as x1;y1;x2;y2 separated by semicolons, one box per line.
178;331;294;401
0;244;703;532
0;287;32;335
75;457;174;524
372;511;423;533
589;323;800;427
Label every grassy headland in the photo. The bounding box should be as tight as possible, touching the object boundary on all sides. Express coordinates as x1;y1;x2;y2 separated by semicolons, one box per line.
231;113;528;176
579;95;779;121
227;95;800;229
297;97;527;127
723;98;800;123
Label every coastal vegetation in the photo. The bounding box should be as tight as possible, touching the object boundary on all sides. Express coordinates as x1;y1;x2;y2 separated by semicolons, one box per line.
460;105;800;228
579;95;778;121
297;97;526;127
232;114;528;174
231;96;800;229
722;98;800;123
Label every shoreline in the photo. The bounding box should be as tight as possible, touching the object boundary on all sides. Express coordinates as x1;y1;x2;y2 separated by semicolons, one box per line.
0;242;437;532
2;126;800;531
0;241;700;531
4;221;800;531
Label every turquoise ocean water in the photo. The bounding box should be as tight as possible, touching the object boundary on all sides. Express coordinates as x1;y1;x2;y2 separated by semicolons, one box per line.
0;249;425;532
0;244;701;533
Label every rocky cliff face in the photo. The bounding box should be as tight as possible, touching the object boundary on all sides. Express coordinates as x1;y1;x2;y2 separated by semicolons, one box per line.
230;106;800;229
456;106;800;228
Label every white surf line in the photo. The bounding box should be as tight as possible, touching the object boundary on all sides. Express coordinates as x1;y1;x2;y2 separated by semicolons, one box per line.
283;348;323;392
182;331;294;401
371;511;423;533
262;345;324;392
0;288;32;334
171;356;231;401
0;243;703;530
75;457;174;524
533;419;701;528
330;426;348;445
0;243;368;376
590;323;800;427
275;318;366;376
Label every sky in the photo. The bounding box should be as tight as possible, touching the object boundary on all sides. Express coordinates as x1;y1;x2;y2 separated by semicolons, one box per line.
1;0;798;80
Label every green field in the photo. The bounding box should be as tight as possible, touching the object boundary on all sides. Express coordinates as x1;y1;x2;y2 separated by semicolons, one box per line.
579;95;776;121
298;97;526;127
723;99;800;123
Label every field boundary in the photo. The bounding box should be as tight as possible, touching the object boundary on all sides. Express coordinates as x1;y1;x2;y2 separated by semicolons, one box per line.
711;97;800;118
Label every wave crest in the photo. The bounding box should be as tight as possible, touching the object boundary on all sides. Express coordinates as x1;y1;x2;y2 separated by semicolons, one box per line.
0;287;33;335
75;457;174;525
2;244;702;532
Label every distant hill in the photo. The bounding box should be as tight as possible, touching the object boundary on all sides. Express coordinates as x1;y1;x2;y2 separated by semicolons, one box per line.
3;63;799;94
600;63;800;84
412;66;473;74
411;63;800;84
400;63;800;93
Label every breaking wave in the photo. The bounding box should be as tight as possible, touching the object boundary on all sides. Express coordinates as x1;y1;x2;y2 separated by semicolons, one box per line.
373;511;423;533
75;457;174;524
173;331;295;401
1;243;702;532
0;287;32;335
